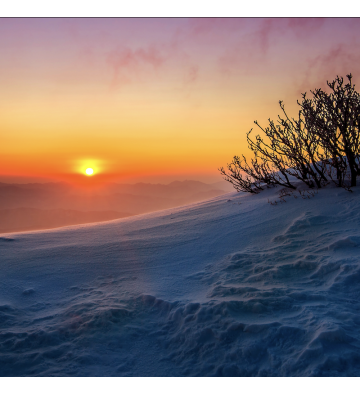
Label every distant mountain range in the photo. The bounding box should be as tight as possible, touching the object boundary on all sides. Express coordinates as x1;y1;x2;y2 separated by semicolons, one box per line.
0;180;233;234
0;208;129;234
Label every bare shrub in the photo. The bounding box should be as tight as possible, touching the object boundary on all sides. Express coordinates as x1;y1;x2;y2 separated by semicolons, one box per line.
300;74;360;188
220;74;360;193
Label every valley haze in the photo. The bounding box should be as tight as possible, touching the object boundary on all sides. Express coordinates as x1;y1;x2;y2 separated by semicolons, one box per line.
0;180;232;234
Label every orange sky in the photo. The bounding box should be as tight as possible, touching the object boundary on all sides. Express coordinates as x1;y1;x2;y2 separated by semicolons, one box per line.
1;18;360;184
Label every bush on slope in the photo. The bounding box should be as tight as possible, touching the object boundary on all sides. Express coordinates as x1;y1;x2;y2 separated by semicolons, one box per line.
220;74;360;193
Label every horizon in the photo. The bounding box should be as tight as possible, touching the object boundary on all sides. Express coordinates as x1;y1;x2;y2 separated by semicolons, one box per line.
0;173;226;185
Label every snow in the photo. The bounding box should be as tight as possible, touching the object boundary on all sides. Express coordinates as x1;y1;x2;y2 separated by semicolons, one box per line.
1;183;360;376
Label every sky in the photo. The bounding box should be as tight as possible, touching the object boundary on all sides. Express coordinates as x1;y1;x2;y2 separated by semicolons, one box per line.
1;18;360;184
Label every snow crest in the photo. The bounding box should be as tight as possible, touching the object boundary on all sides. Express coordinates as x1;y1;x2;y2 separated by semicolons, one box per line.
1;187;360;376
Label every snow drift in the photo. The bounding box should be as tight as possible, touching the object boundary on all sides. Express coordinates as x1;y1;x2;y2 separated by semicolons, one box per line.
1;184;360;376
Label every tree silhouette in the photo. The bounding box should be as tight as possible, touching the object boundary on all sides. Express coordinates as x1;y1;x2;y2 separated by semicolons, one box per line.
301;74;360;187
220;74;360;193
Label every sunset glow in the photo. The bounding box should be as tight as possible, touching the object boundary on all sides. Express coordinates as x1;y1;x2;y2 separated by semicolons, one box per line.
1;18;360;184
85;168;94;176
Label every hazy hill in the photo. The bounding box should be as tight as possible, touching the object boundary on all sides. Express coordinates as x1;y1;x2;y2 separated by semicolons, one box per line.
0;208;130;234
0;180;229;233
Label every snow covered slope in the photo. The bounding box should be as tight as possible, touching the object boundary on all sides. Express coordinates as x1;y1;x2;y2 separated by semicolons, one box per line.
1;184;360;376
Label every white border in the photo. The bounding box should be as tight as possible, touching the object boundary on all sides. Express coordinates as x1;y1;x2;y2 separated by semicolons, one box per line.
1;377;358;395
1;0;360;17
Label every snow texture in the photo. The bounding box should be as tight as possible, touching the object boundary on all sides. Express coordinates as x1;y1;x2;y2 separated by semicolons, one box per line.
1;184;360;376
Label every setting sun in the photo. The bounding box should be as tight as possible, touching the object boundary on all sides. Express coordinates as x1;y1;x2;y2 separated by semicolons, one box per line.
85;168;94;176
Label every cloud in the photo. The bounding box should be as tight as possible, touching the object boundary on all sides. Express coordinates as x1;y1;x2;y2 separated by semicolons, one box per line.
187;18;246;38
217;39;266;77
255;18;274;53
107;45;165;87
188;18;218;37
253;18;326;52
216;18;330;77
216;19;278;76
187;18;277;56
287;18;325;39
296;43;360;95
184;65;199;85
105;34;199;90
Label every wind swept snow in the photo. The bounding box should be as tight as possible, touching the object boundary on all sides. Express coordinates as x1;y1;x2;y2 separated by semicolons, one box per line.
1;185;360;376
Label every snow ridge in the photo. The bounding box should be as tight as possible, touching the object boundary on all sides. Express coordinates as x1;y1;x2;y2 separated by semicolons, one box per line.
1;186;360;376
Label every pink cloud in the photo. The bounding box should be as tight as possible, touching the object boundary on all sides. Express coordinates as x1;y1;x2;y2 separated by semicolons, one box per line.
217;18;329;77
248;18;325;55
296;43;360;95
255;18;274;53
187;18;246;37
216;19;278;76
188;18;218;37
287;18;325;39
184;65;199;84
107;45;165;87
217;40;265;77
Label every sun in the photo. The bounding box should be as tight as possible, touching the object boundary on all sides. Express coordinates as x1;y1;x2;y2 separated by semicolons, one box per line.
85;168;94;176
